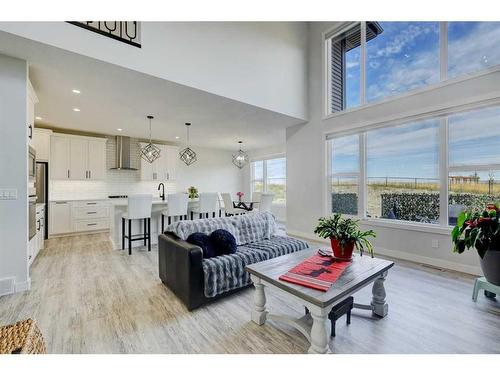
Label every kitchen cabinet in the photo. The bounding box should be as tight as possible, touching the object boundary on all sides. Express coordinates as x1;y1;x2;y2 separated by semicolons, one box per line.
27;80;38;148
33;128;52;162
140;143;178;181
30;204;46;266
50;134;106;180
49;201;72;235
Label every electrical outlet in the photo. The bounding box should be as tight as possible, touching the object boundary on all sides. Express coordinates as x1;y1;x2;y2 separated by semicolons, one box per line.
431;239;439;249
0;189;18;200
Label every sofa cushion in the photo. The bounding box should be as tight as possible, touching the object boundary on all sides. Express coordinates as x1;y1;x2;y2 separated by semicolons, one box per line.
202;235;309;298
186;232;216;259
167;216;240;243
210;229;237;256
234;212;277;245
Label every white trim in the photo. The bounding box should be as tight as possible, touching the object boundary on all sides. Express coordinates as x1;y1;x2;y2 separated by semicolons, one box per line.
359;132;367;219
439;117;449;227
14;278;31;293
249;153;285;162
360;21;366;106
323;65;500;123
286;230;481;276
440;22;448;81
360;218;452;236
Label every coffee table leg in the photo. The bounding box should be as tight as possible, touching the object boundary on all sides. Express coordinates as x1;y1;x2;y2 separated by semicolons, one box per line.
251;275;267;325
371;271;389;317
308;306;331;354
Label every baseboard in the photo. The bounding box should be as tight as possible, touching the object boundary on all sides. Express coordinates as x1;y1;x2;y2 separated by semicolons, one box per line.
0;277;15;297
286;230;482;276
15;278;31;293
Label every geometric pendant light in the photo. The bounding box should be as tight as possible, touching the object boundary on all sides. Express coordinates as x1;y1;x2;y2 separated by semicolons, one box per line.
140;115;161;164
179;122;197;166
232;140;249;169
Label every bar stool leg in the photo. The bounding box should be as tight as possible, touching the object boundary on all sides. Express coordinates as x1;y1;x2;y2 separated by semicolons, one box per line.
147;218;151;252
121;217;125;250
161;214;164;234
143;218;147;246
168;216;171;226
213;212;216;218
128;219;132;255
191;212;193;220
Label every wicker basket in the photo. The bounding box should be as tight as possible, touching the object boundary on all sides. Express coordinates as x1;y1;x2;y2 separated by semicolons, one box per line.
0;318;46;354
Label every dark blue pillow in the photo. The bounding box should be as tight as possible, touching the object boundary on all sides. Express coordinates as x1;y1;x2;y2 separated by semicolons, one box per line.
186;232;216;259
210;229;237;256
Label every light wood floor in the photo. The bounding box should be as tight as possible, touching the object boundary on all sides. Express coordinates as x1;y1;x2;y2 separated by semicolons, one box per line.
0;233;499;354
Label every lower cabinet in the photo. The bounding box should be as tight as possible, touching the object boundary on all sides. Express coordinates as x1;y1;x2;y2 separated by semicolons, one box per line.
29;204;45;266
49;200;110;236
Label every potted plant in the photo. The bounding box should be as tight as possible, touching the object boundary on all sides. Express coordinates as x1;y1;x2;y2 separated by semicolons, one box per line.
187;186;199;199
452;203;500;286
314;213;376;260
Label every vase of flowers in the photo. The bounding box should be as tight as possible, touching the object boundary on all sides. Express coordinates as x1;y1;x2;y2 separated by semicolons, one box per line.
236;191;244;202
314;213;376;260
452;203;500;286
187;186;199;199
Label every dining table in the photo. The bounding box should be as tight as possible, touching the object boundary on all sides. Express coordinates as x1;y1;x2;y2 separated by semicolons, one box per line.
233;201;258;211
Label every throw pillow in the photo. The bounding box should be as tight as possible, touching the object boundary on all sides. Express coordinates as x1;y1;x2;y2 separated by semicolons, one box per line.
186;232;216;259
210;229;237;256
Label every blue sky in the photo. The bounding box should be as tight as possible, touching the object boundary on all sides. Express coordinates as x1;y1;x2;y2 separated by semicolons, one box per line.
253;157;286;182
334;22;500;181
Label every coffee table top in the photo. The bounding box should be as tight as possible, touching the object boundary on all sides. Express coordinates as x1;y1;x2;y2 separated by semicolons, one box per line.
245;248;394;308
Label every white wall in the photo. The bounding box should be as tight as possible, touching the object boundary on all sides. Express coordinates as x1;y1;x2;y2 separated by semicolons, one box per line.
0;22;308;120
50;136;243;200
176;146;244;195
0;54;29;295
286;22;500;275
242;143;287;222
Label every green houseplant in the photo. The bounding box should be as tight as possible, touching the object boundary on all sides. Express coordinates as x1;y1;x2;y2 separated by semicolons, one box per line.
314;213;376;260
452;203;500;285
187;186;199;199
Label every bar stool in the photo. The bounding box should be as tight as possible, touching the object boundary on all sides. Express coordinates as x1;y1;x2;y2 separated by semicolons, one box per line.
190;192;219;219
161;193;189;233
121;194;152;255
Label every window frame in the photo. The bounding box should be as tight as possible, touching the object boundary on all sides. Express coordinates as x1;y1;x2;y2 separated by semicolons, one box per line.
250;155;287;205
324;21;500;118
326;103;500;232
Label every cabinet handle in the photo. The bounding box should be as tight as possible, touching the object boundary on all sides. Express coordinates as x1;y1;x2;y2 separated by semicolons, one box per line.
89;170;91;179
55;201;68;204
37;220;41;231
87;223;97;226
86;202;97;205
86;171;88;179
28;124;33;139
67;170;70;179
87;212;97;214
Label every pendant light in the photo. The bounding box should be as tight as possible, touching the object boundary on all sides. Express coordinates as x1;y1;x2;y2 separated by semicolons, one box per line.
232;140;249;169
140;115;161;163
179;122;197;166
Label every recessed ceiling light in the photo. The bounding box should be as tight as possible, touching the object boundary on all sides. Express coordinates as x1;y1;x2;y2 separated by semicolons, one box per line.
72;89;81;94
117;128;123;132
73;108;81;112
35;116;42;120
175;136;180;139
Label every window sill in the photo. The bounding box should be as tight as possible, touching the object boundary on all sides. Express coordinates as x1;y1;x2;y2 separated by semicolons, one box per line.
360;218;453;236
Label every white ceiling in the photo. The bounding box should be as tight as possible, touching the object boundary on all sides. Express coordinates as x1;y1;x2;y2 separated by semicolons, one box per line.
0;30;305;150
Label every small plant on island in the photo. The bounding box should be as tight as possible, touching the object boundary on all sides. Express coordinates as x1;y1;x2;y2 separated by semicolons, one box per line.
187;186;199;199
314;213;376;260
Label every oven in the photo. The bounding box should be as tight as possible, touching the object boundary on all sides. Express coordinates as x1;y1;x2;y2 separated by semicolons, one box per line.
28;146;36;182
29;194;37;240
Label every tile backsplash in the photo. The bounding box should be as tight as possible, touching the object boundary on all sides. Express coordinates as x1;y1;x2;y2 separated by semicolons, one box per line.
49;136;176;200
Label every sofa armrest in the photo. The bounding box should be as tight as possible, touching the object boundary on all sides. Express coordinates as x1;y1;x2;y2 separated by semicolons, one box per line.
158;233;206;310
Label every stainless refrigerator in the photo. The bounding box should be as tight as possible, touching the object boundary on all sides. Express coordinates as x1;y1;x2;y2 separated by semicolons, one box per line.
35;162;48;239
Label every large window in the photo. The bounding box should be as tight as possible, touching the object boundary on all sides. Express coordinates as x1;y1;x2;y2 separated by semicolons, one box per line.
367;119;440;223
366;22;440;102
326;22;500;115
448;106;500;225
327;104;500;228
251;157;286;203
328;134;359;215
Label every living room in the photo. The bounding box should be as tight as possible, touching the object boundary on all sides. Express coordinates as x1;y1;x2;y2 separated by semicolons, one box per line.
0;1;499;374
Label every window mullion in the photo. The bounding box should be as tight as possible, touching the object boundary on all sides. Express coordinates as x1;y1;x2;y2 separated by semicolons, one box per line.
439;117;449;227
440;22;448;82
359;132;367;219
360;21;367;105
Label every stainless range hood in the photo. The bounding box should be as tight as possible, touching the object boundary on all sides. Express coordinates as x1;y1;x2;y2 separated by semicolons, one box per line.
110;136;138;170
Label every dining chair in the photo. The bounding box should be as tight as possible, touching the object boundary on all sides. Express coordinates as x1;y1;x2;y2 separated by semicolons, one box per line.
221;193;247;216
161;193;189;232
257;193;274;213
252;192;261;210
121;194;152;255
190;192;219;219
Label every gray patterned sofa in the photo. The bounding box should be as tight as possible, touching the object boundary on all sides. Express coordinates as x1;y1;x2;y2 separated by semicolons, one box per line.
158;212;309;310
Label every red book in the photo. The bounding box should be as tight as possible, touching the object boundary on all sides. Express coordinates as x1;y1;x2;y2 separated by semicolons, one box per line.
279;252;350;292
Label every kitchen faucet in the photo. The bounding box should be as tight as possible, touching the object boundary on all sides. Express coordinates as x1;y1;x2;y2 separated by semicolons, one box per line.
158;183;165;201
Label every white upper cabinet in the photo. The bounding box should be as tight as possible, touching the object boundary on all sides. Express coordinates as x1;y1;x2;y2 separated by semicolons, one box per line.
140;143;178;181
50;134;106;180
50;135;71;180
33;128;52;162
